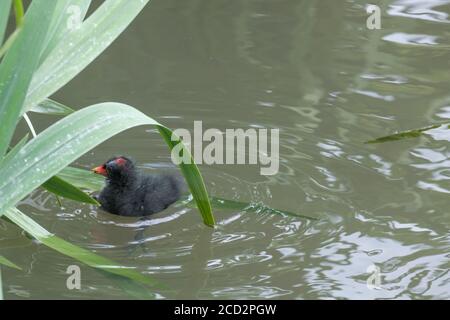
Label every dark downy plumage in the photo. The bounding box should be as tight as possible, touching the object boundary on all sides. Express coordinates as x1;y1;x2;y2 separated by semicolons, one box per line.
92;156;185;217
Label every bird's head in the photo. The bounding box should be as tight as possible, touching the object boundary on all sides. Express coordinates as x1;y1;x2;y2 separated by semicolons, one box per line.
92;156;136;182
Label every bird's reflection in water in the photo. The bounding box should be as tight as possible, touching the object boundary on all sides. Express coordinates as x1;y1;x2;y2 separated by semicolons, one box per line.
121;206;190;256
128;216;153;255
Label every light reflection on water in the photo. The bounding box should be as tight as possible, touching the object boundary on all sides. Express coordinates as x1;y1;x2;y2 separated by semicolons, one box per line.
2;0;450;299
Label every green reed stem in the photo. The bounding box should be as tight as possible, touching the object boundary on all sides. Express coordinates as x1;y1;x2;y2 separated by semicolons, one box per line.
13;0;24;27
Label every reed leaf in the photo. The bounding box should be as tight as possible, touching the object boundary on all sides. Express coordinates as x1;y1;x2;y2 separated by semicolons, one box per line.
0;255;21;270
39;0;92;64
3;207;158;286
31;99;75;116
42;176;99;205
59;166;104;191
25;0;149;114
0;0;59;156
0;0;12;45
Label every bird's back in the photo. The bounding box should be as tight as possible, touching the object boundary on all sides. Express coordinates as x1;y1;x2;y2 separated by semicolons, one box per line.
137;172;185;215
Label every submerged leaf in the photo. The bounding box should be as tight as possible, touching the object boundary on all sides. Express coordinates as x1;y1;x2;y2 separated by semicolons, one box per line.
365;124;447;144
208;197;318;220
180;195;317;220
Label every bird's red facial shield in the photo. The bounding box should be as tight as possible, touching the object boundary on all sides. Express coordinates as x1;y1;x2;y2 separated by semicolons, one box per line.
92;157;127;176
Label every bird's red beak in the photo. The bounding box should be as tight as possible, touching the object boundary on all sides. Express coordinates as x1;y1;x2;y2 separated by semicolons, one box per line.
92;165;107;176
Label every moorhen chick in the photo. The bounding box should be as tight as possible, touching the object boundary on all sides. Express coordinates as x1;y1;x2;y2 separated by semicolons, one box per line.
92;156;185;217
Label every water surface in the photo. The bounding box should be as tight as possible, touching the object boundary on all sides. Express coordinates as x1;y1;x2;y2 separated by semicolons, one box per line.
2;0;450;299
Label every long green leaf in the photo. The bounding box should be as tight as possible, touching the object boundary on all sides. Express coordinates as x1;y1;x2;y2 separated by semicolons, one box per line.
31;98;75;116
0;0;58;156
13;0;24;27
42;176;99;205
0;0;12;45
59;166;104;191
0;134;28;167
0;29;19;60
39;0;92;64
0;255;21;270
0;102;215;227
4;207;158;286
25;0;149;114
365;124;446;144
3;140;97;211
158;127;215;226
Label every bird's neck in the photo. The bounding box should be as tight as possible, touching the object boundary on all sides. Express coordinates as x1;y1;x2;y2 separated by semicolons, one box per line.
107;171;139;189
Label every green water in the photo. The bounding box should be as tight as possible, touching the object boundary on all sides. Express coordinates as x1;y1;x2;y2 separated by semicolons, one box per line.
2;0;449;299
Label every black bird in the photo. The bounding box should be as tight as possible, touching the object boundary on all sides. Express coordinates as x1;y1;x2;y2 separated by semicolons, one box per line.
92;156;185;217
